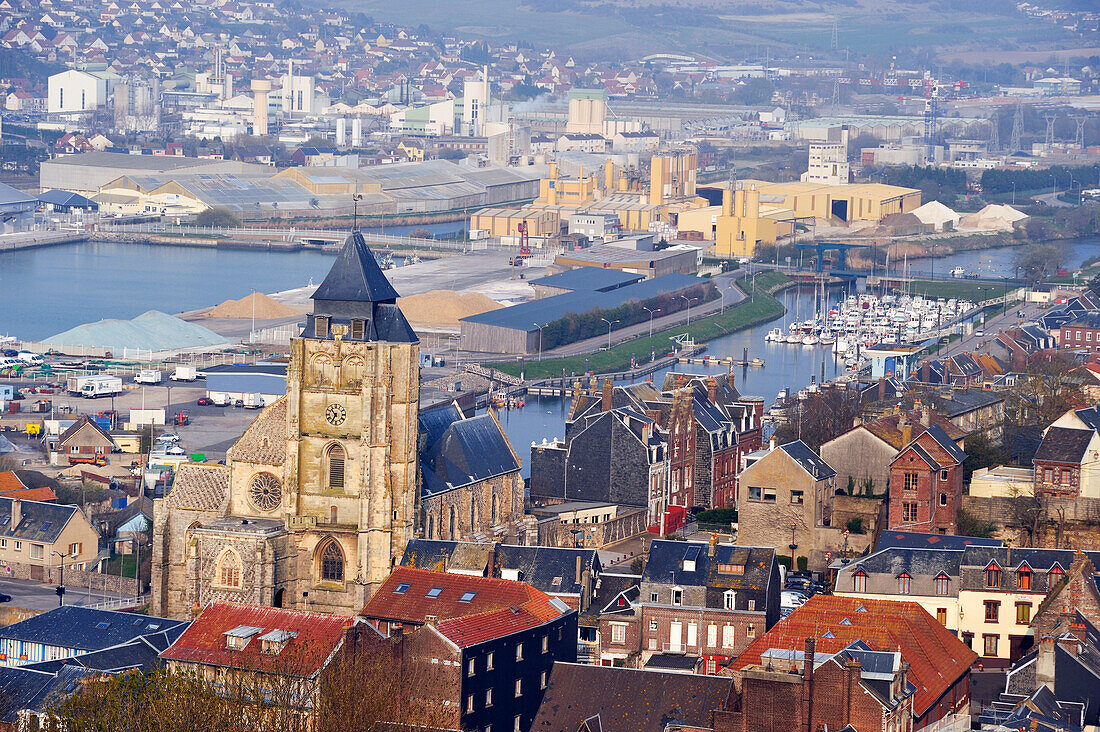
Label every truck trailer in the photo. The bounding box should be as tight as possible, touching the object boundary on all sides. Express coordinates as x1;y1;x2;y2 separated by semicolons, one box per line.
80;376;123;399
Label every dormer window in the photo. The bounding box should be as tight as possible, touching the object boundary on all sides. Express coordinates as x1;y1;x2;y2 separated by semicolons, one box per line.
350;318;365;340
672;588;683;606
224;625;264;651
935;574;950;596
682;545;700;573
985;564;1001;589
897;573;911;595
1049;565;1066;584
1017;567;1032;591
723;590;736;609
259;629;298;655
852;570;867;593
717;563;745;575
314;316;330;338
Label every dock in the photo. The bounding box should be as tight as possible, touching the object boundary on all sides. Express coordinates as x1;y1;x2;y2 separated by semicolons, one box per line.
677;356;765;367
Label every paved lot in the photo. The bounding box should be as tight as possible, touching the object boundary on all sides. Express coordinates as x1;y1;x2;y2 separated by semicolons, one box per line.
0;576;135;612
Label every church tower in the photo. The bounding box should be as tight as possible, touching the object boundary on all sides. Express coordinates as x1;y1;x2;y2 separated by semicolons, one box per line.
152;232;419;618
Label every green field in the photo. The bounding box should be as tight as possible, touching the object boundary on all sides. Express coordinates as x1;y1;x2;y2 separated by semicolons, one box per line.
487;279;786;380
905;280;1012;301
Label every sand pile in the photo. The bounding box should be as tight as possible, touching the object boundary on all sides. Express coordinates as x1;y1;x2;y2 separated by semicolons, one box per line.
204;292;304;319
398;290;502;328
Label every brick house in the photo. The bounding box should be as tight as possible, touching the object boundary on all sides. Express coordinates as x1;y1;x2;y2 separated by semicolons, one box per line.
735;637;915;732
887;423;967;534
359;566;577;732
1032;553;1100;640
1031;426;1100;498
821;405;967;495
626;538;780;674
736;440;852;570
727;595;977;732
1057;312;1100;352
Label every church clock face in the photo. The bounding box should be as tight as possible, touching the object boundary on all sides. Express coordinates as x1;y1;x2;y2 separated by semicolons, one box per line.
325;403;347;426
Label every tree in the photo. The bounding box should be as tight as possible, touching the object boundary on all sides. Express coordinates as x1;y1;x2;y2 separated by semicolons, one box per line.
1013;242;1064;283
195;207;241;228
733;77;774;106
772;387;861;453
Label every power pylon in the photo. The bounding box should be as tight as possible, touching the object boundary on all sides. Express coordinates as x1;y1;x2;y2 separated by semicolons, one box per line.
1010;104;1023;154
1071;115;1087;150
1044;114;1057;148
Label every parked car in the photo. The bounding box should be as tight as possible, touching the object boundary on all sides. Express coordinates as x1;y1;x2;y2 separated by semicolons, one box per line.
196;397;213;406
0;593;11;603
1;349;16;358
157;433;181;443
780;590;807;611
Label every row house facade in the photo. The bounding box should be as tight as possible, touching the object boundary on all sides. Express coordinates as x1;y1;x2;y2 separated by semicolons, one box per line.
887;422;967;534
1032;423;1100;498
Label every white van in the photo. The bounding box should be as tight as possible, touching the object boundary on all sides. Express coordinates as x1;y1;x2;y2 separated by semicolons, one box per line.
16;352;42;365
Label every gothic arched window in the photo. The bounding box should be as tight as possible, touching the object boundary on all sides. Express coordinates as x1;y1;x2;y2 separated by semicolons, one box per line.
214;548;242;589
449;506;456;539
326;443;345;490
319;539;344;583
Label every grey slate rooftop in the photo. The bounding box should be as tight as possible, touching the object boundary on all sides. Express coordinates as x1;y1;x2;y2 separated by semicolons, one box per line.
0;607;187;653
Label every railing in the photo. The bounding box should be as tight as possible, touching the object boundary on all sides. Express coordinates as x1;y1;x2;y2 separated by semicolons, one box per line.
80;594;149;611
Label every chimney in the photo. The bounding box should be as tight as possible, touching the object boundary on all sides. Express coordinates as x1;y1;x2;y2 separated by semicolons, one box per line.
878;376;886;401
727;370;736;389
1036;637;1055;690
801;637;816;732
900;418;912;446
580;566;592;613
601;378;613;411
845;658;862;720
920;403;931;428
769;437;776;451
10;499;20;530
575;555;583;585
921;361;930;384
708;532;718;557
707;377;718;404
645;408;662;427
721;187;733;218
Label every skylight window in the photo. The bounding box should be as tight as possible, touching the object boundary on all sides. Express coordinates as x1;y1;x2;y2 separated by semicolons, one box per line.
95;622;111;630
459;591;477;603
426;586;443;598
394;582;411;594
41;522;51;531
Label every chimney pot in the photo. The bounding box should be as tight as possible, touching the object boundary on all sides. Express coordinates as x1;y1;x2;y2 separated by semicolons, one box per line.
10;499;20;530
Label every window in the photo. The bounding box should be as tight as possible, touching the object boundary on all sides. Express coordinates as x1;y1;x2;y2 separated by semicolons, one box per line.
790;490;804;505
611;625;625;644
1050;565;1065;584
1017;568;1032;590
718;563;745;574
722;625;735;648
936;608;948;625
897;574;911;595
326;444;345;489
1016;602;1031;625
460;591;477;603
853;572;867;593
1061;470;1072;486
486;652;494;670
215;549;242;589
940;469;949;481
540;671;548;689
314;315;330;338
350;319;365;340
748;599;756;611
984;600;1000;623
485;688;493;706
903;502;918;522
672;588;683;606
649;619;658;631
985;565;1001;588
320;540;344;583
0;539;5;549
707;624;717;648
983;634;999;657
935;575;950;596
542;636;548;653
14;542;20;551
467;695;475;713
748;487;762;501
394;582;411;594
467;658;475;676
763;488;777;503
724;590;736;609
69;542;81;557
515;643;523;661
649;592;659;603
1043;467;1053;483
904;472;918;491
427;587;443;598
514;679;522;698
29;544;43;560
939;493;948;506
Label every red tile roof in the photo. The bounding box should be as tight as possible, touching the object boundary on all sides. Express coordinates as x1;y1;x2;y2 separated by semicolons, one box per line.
728;595;977;717
0;486;58;502
360;567;568;648
160;601;351;677
0;472;26;494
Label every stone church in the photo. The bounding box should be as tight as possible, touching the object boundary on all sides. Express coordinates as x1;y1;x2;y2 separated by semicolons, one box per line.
152;233;524;620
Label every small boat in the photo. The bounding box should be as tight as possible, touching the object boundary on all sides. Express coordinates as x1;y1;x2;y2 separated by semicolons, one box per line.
785;333;802;344
765;328;783;342
951;266;966;278
801;335;818;346
819;334;836;346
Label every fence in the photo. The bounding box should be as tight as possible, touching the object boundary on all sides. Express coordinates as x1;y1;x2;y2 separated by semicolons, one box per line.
83;594;149;611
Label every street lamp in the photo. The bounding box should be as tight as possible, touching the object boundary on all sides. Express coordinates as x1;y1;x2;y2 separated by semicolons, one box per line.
600;318;619;350
679;296;697;326
642;307;661;338
533;322;547;362
788;523;798;569
51;551;68;606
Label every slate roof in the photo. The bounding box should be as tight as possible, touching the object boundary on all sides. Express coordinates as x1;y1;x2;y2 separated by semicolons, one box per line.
160;602;350;678
581;573;640;626
400;539;492;574
528;268;643;293
361;567;570;648
923;388;1003;418
1072;407;1100;433
57;415;114;447
840;547;964;578
0;498;83;544
860;409;966;450
37;189;97;208
25;623;186;675
419;409;520;498
728;595;977;718
919;422;968;464
875;530;1002;552
642;540;776;592
1034;427;1095;464
226;396;287;465
529;663;733;732
779;440;836;481
165;463;229;511
0;665;93;723
959;546;1097;573
309;231;417;344
492;545;601;596
0;607;186;653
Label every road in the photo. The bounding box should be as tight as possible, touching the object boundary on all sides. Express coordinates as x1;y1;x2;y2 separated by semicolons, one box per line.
0;575;136;612
1032;192;1074;208
941;294;1040;356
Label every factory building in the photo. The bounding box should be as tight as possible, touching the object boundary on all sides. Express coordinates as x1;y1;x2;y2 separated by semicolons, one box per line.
40;152;264;197
203;363;288;407
48;69;113;114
